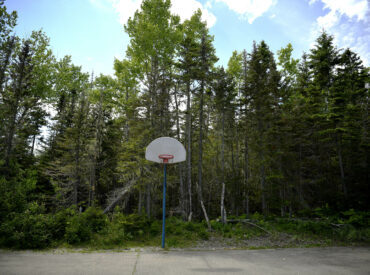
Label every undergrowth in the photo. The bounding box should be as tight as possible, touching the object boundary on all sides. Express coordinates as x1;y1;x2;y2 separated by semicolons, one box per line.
0;204;369;250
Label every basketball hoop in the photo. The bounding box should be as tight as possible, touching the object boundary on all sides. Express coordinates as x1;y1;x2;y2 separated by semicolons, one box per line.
158;154;174;163
145;137;186;248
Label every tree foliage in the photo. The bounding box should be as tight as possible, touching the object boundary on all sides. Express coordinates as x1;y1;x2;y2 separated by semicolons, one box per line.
0;1;369;248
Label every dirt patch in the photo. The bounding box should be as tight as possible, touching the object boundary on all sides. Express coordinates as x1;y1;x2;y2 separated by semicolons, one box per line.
192;233;327;250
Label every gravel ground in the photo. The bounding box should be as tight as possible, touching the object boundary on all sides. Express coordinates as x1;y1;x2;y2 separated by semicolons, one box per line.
191;233;328;250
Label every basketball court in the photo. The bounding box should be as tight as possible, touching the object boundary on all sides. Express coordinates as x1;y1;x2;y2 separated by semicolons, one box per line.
1;247;369;275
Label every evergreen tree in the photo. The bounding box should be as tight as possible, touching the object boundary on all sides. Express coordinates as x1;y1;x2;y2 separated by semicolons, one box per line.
246;41;280;214
331;49;369;207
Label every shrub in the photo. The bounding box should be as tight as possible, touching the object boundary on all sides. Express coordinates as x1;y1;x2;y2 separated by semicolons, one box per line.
184;221;196;231
0;202;54;249
0;169;37;224
64;207;107;244
111;212;150;237
51;207;78;240
94;221;128;247
198;229;210;240
340;209;369;227
83;207;107;232
149;220;161;236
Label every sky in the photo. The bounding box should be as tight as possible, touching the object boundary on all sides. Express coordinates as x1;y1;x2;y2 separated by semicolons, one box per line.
6;0;369;76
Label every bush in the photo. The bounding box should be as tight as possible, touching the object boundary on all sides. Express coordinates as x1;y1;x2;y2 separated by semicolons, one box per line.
51;207;78;240
297;220;332;236
111;212;150;237
198;229;210;240
0;203;54;249
340;209;370;227
0;169;37;224
149;220;161;236
64;215;91;244
64;207;107;244
183;221;196;231
98;221;128;247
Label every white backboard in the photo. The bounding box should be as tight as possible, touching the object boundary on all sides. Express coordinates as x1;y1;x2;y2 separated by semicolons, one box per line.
145;137;186;164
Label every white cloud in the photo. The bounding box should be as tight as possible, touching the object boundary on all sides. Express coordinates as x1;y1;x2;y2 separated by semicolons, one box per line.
317;9;339;29
205;1;213;9
333;23;370;66
352;33;370;66
108;0;142;25
171;0;216;27
215;0;276;24
107;0;217;28
315;0;368;32
310;0;370;65
320;0;368;21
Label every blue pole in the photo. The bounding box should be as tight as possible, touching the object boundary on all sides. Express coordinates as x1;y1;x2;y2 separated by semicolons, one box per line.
162;164;167;248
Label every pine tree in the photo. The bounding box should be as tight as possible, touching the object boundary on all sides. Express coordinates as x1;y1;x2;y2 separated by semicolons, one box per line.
246;41;280;214
0;31;52;171
330;49;369;205
307;31;341;206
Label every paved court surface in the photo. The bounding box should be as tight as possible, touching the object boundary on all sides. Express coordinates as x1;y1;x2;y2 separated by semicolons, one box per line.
0;247;369;275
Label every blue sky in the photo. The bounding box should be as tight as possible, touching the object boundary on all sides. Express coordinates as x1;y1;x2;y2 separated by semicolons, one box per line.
6;0;369;76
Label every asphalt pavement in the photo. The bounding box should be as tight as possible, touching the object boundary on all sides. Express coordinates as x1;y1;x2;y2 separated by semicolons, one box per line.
0;246;369;275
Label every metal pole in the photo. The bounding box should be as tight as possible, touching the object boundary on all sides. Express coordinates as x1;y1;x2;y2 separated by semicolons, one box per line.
162;164;167;248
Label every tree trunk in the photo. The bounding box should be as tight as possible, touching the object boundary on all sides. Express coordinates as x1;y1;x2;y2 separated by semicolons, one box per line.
146;182;151;218
336;135;347;196
221;182;226;223
186;81;192;221
174;86;185;220
138;187;142;214
298;143;304;207
30;133;37;155
74;131;81;206
90;89;104;206
5;85;21;166
125;86;130;139
5;110;17;166
244;127;250;216
198;73;211;230
257;116;266;214
220;111;226;224
73;93;87;206
246;194;249;216
280;188;285;217
242;50;250;216
260;161;266;214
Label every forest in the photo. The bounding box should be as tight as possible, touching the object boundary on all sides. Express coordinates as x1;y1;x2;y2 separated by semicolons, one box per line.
0;0;369;249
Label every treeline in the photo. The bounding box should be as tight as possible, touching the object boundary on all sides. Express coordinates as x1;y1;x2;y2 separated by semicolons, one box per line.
0;0;369;233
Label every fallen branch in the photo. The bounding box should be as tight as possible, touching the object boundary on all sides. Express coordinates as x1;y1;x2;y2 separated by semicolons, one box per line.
227;219;271;235
243;221;272;235
330;223;346;228
227;219;255;223
103;179;136;214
